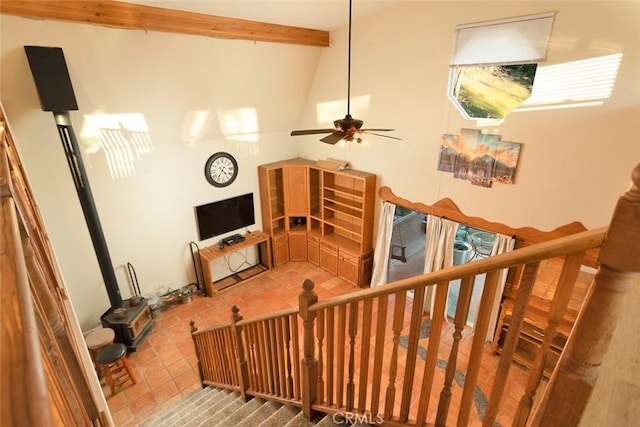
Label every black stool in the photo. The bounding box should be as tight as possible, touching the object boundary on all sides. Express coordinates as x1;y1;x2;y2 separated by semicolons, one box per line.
96;343;136;395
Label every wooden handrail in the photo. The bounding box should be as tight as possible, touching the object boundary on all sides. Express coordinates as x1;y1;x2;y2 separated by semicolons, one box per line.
1;137;54;427
309;227;605;312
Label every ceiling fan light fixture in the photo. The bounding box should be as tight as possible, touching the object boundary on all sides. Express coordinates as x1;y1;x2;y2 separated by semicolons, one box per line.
289;0;400;145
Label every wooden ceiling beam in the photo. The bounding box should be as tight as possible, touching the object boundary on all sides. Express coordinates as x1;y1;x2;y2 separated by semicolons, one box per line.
0;0;330;47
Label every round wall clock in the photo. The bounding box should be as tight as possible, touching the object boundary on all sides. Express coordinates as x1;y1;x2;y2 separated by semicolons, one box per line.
204;152;238;187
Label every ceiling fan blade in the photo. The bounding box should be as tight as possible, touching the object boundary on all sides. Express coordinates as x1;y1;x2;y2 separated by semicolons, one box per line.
291;129;335;136
320;131;347;145
362;131;403;140
360;128;395;132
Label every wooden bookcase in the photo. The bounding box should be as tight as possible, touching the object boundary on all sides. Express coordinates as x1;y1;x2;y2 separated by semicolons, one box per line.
258;158;376;287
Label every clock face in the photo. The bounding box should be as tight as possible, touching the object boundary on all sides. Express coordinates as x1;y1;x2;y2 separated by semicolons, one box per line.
204;152;238;187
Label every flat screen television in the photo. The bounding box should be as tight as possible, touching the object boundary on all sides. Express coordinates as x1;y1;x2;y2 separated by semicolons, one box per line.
195;193;255;241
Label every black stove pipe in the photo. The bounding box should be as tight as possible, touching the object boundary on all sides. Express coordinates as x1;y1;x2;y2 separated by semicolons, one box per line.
24;46;123;308
54;112;123;308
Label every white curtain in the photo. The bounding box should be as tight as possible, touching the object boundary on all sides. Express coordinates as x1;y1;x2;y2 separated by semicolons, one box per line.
370;202;396;287
422;215;459;315
483;232;516;341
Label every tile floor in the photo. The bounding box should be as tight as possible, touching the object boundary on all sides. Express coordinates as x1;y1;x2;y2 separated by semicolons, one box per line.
103;261;526;426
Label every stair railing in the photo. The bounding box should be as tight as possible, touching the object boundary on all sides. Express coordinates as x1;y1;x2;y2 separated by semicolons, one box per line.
190;164;639;426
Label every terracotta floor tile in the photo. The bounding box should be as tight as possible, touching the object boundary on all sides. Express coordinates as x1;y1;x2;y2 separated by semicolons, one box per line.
129;391;157;417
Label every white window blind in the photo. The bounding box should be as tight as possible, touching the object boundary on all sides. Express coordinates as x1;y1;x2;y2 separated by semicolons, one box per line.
452;12;555;66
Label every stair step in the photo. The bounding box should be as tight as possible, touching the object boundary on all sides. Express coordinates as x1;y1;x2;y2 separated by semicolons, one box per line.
235;400;281;427
181;391;242;427
257;404;300;427
210;397;267;426
153;388;232;427
141;387;222;426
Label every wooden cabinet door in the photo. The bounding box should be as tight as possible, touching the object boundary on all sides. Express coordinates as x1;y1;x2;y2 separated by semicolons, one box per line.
319;240;338;275
307;235;319;266
284;166;308;216
273;234;289;267
338;249;360;285
289;232;307;261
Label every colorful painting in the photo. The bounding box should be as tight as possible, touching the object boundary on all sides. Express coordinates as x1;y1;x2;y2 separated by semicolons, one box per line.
436;128;521;188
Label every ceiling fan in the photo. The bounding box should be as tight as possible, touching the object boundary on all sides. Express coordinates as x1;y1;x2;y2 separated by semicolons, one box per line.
290;0;400;145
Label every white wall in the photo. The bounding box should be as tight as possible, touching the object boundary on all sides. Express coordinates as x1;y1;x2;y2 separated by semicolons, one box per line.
2;1;639;331
297;1;640;231
1;16;321;329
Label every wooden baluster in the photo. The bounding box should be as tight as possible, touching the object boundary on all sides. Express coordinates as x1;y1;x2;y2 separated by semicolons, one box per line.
299;279;318;419
357;297;374;413
290;313;301;400
370;294;389;417
189;321;204;386
231;305;250;401
228;327;241;384
275;317;286;396
284;315;294;398
210;329;222;383
258;321;272;393
417;281;449;426
513;252;584;426
336;304;347;408
533;164;640;425
246;323;259;391
457;270;501;425
316;309;325;403
326;306;335;407
346;302;359;412
483;262;540;426
400;286;426;421
267;319;279;395
435;276;474;426
384;290;407;419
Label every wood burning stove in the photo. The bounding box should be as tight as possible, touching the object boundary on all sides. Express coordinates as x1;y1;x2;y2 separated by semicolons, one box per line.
101;298;154;351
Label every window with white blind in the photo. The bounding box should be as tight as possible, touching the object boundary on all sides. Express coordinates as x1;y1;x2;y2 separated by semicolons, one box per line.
448;12;555;120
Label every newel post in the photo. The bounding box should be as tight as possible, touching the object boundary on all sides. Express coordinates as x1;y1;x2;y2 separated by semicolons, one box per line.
532;164;640;425
231;305;250;401
189;320;205;387
299;279;318;419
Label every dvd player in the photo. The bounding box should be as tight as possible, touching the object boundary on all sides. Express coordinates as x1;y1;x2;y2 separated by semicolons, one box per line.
221;233;245;246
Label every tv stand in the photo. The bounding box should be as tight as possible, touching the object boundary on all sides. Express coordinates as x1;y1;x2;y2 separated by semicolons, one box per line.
199;230;271;295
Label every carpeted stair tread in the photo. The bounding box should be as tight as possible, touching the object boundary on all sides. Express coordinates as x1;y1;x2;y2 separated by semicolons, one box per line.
235;400;281;427
257;404;300;427
206;396;268;426
180;391;243;427
154;388;233;427
140;387;223;426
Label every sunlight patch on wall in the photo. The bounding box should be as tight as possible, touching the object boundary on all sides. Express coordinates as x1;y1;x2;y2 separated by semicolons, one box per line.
316;95;370;125
182;109;213;144
217;108;259;143
515;53;622;112
80;113;153;179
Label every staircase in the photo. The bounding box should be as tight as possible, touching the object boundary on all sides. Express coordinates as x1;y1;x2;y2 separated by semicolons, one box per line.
140;386;369;427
